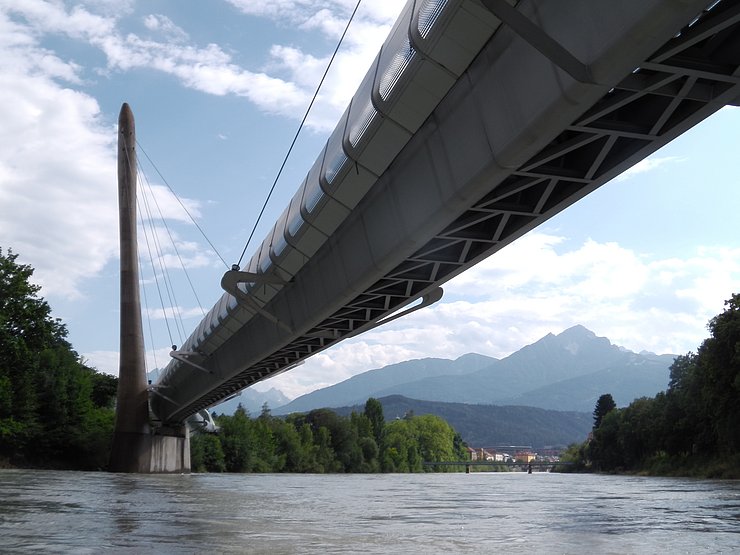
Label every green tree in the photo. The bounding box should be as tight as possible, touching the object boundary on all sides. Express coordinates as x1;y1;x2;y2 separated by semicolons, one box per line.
0;248;117;468
364;397;385;446
304;408;357;472
588;408;624;471
315;426;338;472
272;418;307;472
409;414;459;469
559;294;740;477
282;415;322;472
560;442;589;471
191;401;467;474
251;416;280;472
698;294;740;453
382;419;414;472
618;397;662;467
350;411;379;472
191;433;226;472
381;414;464;472
218;405;255;472
593;393;616;430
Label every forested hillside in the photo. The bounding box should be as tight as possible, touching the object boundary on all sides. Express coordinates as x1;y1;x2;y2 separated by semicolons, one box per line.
0;249;118;469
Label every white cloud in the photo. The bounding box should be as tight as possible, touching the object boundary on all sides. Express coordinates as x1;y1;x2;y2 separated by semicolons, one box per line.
227;1;402;130
615;156;684;182
0;30;117;297
2;1;401;132
225;0;401;29
0;6;217;299
82;350;119;376
144;305;204;322
138;183;202;224
142;14;188;43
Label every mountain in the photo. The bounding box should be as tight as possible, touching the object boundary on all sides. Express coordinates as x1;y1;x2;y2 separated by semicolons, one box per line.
499;352;677;412
274;325;675;414
274;352;495;415
334;395;592;448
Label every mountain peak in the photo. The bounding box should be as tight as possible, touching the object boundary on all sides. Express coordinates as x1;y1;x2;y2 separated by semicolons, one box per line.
557;324;597;339
271;324;671;416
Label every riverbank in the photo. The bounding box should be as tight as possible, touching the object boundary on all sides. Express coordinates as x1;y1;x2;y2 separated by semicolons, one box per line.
557;452;740;480
635;453;740;480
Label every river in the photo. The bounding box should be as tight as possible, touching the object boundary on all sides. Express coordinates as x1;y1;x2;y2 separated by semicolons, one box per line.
0;469;738;553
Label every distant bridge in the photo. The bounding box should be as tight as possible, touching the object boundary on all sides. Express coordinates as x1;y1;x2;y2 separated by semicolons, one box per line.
423;460;574;471
150;0;740;426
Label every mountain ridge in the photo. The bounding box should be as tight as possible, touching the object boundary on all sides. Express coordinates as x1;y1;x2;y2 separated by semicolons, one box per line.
274;325;675;415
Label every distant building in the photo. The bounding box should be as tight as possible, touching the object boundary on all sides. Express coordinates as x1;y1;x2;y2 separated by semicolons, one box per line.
515;451;536;463
468;447;503;462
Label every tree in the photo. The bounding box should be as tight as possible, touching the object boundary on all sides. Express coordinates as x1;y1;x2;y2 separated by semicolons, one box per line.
382;419;414;472
0;248;117;469
562;294;740;476
364;397;384;446
304;408;357;472
218;405;254;472
588;409;624;471
191;433;226;472
409;414;459;469
593;393;616;430
350;411;379;472
699;294;740;453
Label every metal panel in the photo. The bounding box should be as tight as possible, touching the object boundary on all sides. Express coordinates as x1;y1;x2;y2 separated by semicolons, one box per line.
412;0;503;75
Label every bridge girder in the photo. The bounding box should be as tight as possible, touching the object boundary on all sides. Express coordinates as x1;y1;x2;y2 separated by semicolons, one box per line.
152;0;740;424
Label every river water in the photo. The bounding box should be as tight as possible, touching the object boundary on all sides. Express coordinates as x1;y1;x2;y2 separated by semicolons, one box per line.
0;469;738;554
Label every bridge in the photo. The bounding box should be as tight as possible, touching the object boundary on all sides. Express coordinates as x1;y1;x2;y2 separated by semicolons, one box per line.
423;460;573;472
111;0;740;472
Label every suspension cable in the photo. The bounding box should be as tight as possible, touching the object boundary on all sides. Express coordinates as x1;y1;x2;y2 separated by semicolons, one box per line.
137;140;229;269
138;250;159;371
137;194;175;347
235;0;364;268
137;166;186;344
138;165;205;317
122;137;177;355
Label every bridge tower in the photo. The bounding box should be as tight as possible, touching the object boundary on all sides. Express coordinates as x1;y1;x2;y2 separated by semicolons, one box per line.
108;103;190;473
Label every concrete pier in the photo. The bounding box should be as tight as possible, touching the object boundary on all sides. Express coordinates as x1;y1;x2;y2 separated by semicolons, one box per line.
108;103;189;473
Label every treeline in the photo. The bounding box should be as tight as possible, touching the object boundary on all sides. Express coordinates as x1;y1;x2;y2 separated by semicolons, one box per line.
564;294;740;478
0;248;118;469
191;398;468;473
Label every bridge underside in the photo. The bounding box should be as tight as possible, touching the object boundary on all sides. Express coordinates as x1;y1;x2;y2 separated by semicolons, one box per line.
153;0;740;424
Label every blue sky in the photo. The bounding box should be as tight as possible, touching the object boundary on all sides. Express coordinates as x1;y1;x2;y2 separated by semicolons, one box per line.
1;0;739;399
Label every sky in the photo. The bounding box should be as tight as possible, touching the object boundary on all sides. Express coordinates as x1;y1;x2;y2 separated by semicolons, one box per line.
1;0;739;400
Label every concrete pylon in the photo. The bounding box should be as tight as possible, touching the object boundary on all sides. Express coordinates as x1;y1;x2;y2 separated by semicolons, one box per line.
108;103;190;473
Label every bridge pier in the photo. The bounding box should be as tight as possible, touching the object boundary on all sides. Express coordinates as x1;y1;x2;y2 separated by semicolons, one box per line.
108;103;190;474
109;427;191;474
149;425;191;474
